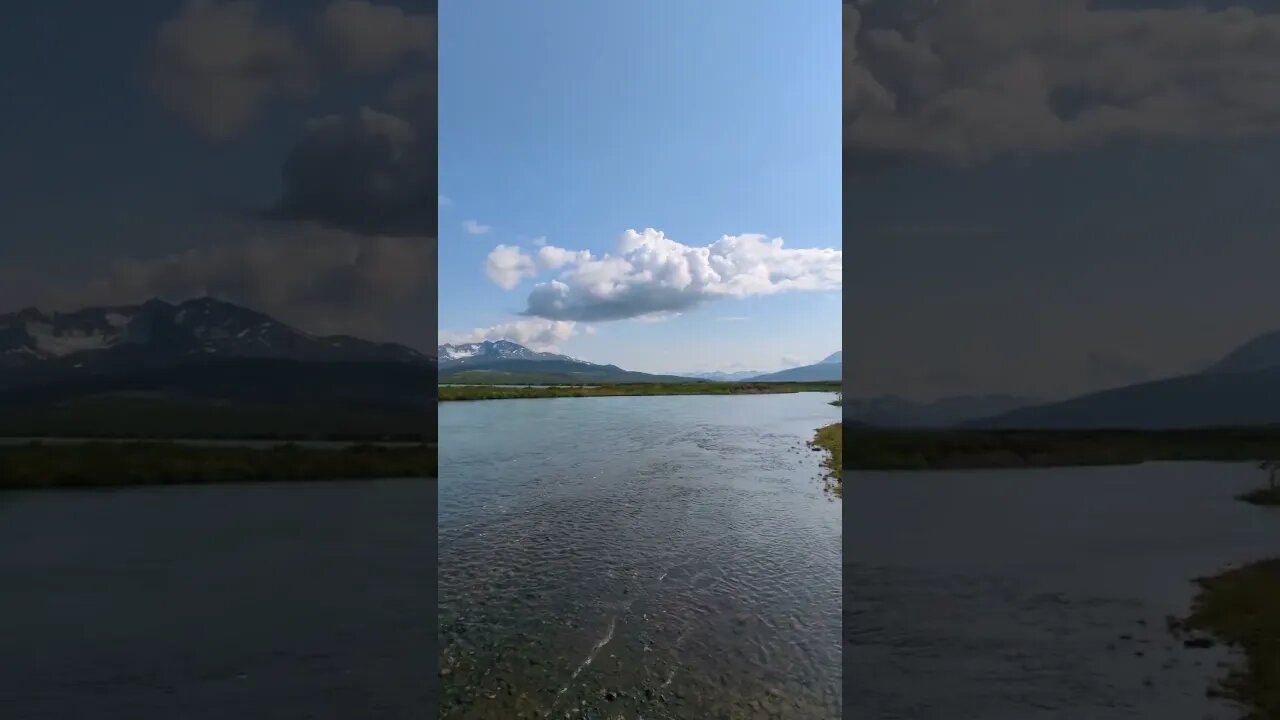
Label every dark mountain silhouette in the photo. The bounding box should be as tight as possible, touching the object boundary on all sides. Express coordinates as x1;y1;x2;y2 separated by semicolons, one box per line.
968;330;1280;430
0;297;433;438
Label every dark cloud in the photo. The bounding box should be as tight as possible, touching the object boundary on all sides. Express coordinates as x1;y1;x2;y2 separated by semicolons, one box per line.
0;227;435;343
845;0;1280;165
150;0;311;139
318;0;435;72
265;107;433;236
389;71;435;117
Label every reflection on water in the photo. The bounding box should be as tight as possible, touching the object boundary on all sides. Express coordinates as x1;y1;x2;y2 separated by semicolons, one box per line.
846;462;1280;719
0;479;435;720
438;393;841;719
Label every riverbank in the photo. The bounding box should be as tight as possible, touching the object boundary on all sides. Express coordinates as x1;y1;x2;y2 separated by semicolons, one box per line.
0;442;437;489
1181;559;1280;718
810;423;842;497
845;427;1280;470
439;381;840;401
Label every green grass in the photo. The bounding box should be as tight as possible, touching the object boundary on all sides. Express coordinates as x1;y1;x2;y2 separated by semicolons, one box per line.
0;396;434;442
844;427;1280;470
439;382;841;402
809;423;842;497
0;442;437;489
1182;560;1280;719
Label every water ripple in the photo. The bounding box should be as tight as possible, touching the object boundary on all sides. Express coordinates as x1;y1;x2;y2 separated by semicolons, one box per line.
439;393;841;719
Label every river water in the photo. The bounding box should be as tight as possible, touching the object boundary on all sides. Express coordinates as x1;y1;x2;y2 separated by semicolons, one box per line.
438;392;842;719
0;479;435;720
846;461;1280;719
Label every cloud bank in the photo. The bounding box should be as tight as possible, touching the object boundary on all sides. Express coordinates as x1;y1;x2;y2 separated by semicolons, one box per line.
846;0;1280;164
266;106;433;235
486;229;841;321
318;0;435;72
151;0;310;139
152;0;435;139
1;227;435;342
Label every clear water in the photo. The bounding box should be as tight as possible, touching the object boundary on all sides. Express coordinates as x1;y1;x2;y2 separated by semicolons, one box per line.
0;479;435;719
438;392;842;719
846;461;1280;719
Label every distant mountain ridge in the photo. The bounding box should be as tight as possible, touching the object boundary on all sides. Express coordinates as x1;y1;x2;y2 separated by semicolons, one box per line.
747;352;842;382
436;340;697;384
0;297;430;381
1205;328;1280;375
0;297;435;438
966;327;1280;429
683;370;767;382
438;340;581;369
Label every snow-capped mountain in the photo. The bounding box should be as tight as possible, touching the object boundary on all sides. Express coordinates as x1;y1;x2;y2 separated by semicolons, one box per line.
0;297;430;374
436;339;699;384
436;340;580;369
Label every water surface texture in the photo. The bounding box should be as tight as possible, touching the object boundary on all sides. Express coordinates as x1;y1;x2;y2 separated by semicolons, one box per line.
0;479;435;720
847;462;1280;719
438;393;842;719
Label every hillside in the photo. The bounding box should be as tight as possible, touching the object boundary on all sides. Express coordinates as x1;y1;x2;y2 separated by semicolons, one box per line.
436;341;700;384
969;368;1280;430
0;298;434;439
968;328;1280;430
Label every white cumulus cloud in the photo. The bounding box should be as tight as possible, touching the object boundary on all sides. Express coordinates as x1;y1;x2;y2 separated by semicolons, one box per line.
485;228;841;322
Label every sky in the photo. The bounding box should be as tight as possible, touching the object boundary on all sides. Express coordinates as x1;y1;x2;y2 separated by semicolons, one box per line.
845;0;1280;403
438;0;842;375
0;1;436;350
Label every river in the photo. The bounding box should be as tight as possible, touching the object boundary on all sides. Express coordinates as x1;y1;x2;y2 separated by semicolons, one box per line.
846;461;1280;719
0;479;435;719
438;392;842;719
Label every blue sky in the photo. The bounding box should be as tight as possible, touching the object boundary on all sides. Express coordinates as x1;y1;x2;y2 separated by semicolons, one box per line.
438;0;842;374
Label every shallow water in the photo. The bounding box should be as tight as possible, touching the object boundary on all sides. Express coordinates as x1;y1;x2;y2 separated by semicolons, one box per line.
438;393;842;719
846;462;1280;719
0;479;435;719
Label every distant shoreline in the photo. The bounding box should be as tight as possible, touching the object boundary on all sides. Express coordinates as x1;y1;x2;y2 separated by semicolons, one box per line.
846;427;1280;470
438;381;840;402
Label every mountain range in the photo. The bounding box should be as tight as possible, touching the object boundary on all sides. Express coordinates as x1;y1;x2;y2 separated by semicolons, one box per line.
0;297;434;438
437;341;844;385
437;340;697;384
748;351;842;382
846;327;1280;430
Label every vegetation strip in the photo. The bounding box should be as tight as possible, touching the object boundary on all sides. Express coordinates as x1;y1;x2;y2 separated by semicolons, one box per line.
809;423;842;497
1180;560;1280;718
439;382;840;401
0;442;437;489
844;427;1280;470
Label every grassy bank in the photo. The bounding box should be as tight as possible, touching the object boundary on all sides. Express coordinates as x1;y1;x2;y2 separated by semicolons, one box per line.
0;442;437;490
809;423;842;497
1181;560;1280;718
0;396;434;441
845;427;1280;470
439;381;840;402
